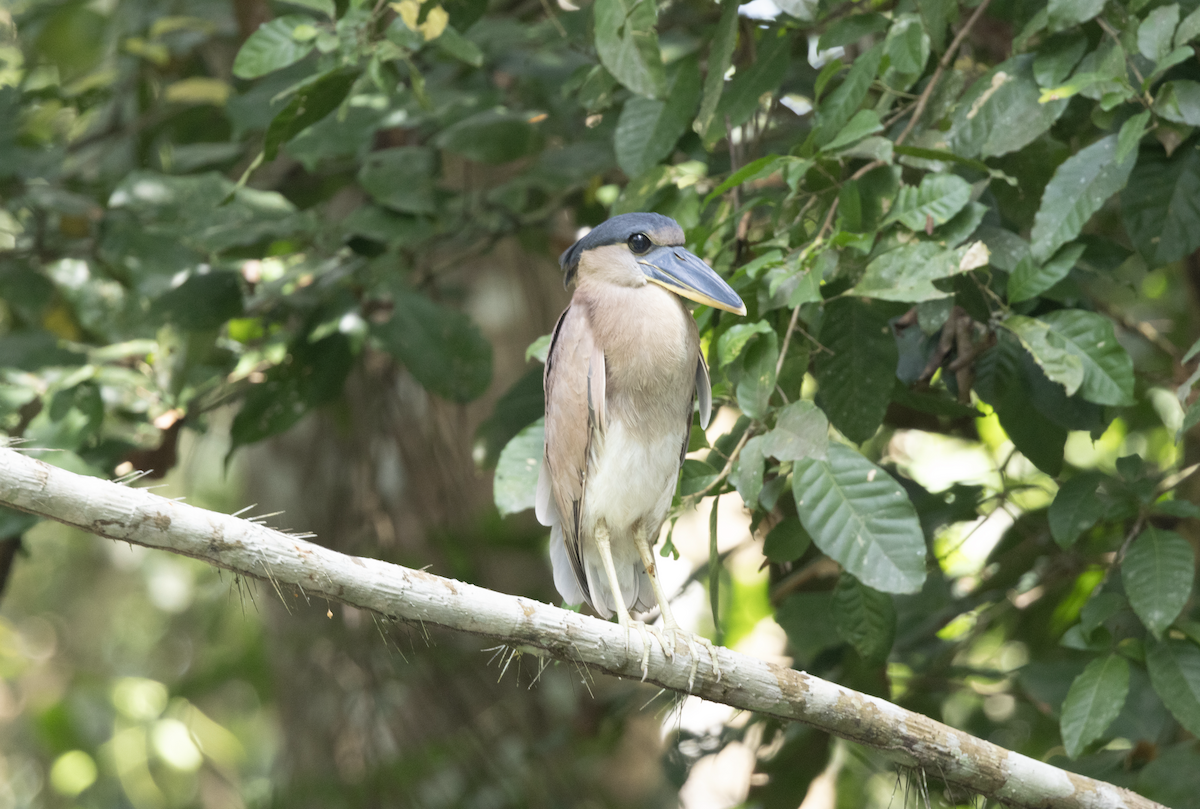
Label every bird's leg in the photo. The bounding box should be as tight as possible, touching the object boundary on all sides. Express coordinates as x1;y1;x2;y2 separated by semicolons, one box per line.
594;522;653;678
634;527;722;690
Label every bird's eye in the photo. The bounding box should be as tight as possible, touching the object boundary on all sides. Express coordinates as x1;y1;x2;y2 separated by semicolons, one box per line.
627;233;652;254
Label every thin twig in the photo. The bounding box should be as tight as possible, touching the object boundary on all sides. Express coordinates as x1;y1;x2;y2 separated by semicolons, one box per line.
895;0;996;147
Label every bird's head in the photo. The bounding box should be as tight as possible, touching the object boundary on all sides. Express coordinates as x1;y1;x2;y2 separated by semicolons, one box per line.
559;213;746;316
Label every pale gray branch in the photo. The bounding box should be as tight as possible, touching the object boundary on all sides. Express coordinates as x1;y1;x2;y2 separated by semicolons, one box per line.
0;447;1162;809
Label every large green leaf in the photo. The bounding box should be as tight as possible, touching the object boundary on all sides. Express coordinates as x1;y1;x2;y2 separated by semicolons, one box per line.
1030;135;1136;262
832;573;896;663
812;43;884;147
1040;309;1136;407
946;55;1069;159
436;110;543;164
974;332;1068;475
372;292;493;403
1060;654;1129;758
593;0;665;99
1048;471;1104;548
792;444;926;594
1121;145;1200;268
814;298;897;442
233;16;316;79
264;68;359;161
733;332;778;420
851;240;987;302
1048;0;1106;31
614;59;701;178
152;271;243;330
1122;527;1195;638
493;419;544;517
884;173;971;231
1146;638;1200;737
733;435;765;508
1000;315;1084;396
1006;242;1085;303
1153;80;1200;126
762;517;811;563
357;147;437;214
1139;4;1180;62
761;400;829;461
880;13;930;92
709;29;791;135
693;0;738;138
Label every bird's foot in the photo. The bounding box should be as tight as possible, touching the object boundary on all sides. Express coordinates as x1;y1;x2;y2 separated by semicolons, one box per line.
631;620;655;681
663;627;721;692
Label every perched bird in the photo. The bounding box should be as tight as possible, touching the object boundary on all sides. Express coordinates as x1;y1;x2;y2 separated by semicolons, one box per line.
536;213;745;677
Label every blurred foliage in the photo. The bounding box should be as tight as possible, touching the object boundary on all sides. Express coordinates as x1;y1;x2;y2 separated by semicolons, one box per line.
2;0;1200;806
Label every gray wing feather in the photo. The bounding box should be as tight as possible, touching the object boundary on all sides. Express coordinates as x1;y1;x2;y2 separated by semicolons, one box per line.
542;304;598;610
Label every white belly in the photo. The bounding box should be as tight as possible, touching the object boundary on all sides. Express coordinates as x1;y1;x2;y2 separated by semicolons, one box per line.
583;419;681;537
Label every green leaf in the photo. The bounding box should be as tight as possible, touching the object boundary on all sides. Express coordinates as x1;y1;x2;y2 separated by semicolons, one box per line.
733;331;778;420
230;334;354;453
436;109;543;164
693;0;738;138
1030;135;1136;263
1177;5;1200;46
832;573;897;664
704;155;788;207
819;13;889;52
264;68;358;161
1080;592;1126;638
792;444;927;594
852;241;988;303
1040;310;1135;407
881;13;930;92
1116;110;1151;164
1048;471;1104;548
1139;4;1180;63
1154;80;1200;126
884;172;971;231
821;110;883;153
1048;0;1106;31
233;16;316;79
974;332;1068;475
1060;654;1130;758
593;0;666;99
1001;315;1084;396
763;517;811;563
761;400;829;461
812;43;884;147
712;29;791;134
281;0;335;16
1122;145;1200;268
152;271;243;330
1122;527;1195;638
614;58;701;178
357;147;437;213
435;25;484;67
1034;31;1089;88
1007;242;1085;303
493;419;544;517
681;458;721;496
814;297;897;442
717;320;774;367
733;435;765;507
372;292;493;403
947;55;1069;159
1146;638;1200;737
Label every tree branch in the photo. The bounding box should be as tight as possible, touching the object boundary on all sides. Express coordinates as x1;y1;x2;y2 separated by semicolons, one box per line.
0;447;1165;809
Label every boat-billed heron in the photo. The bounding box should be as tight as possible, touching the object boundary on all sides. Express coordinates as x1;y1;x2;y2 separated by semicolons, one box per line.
536;213;745;677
